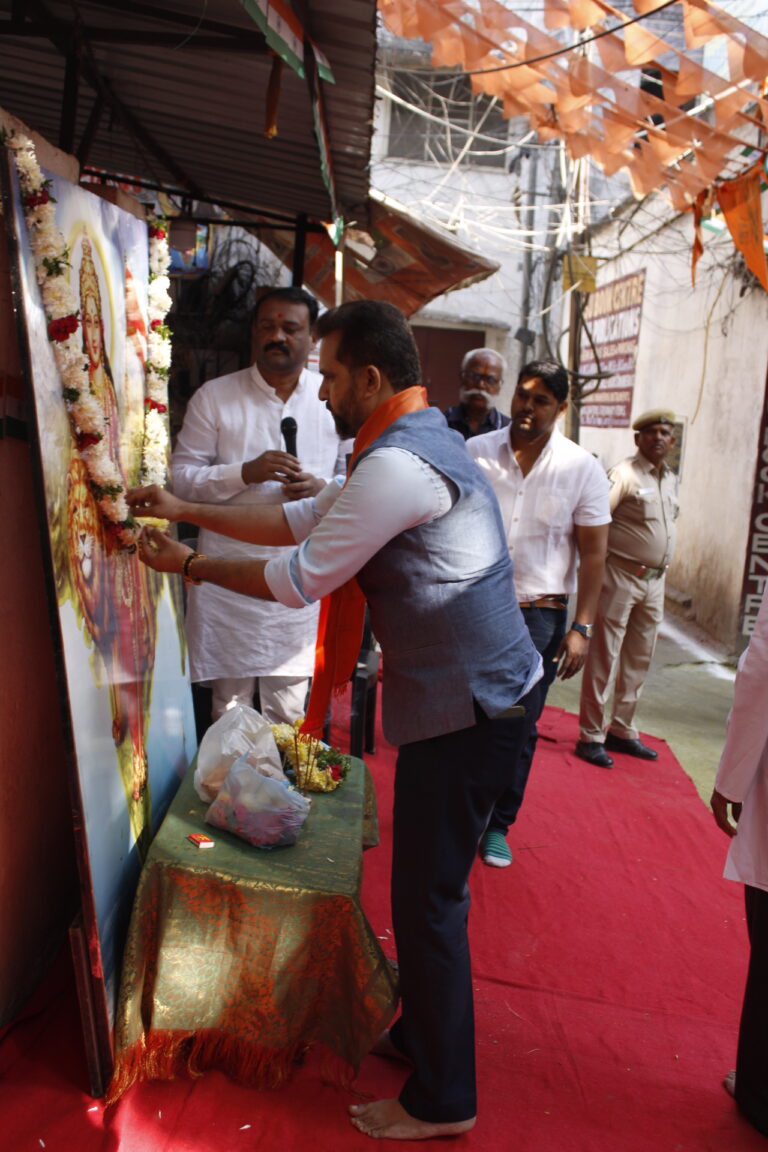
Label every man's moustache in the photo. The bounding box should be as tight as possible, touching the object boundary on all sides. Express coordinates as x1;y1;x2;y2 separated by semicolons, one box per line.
460;387;492;407
265;342;289;353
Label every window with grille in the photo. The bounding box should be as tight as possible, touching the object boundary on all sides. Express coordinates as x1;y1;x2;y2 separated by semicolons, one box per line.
386;70;509;168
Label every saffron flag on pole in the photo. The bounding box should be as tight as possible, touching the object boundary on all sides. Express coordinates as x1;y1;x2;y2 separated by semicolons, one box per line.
716;165;768;292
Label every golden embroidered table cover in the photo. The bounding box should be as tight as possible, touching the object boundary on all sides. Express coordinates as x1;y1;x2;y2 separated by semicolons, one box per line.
108;759;397;1101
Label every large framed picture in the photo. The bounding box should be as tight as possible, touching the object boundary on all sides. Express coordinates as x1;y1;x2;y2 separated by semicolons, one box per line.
1;148;197;1094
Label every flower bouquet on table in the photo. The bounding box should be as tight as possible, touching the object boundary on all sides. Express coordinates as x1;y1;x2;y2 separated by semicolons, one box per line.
271;718;352;794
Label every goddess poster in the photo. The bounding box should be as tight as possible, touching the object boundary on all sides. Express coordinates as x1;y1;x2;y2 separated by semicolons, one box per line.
2;152;197;1077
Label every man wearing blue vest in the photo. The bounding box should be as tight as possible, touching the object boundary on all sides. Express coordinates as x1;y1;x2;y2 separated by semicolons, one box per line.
130;300;542;1142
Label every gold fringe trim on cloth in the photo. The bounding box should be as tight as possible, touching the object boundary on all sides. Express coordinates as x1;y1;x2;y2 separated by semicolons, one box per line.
105;1029;358;1105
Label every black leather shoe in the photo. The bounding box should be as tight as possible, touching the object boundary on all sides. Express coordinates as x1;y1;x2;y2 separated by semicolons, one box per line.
575;740;614;768
605;734;658;760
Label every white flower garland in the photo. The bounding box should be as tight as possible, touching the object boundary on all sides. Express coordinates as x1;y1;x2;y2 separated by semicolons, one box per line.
4;131;172;549
143;219;172;489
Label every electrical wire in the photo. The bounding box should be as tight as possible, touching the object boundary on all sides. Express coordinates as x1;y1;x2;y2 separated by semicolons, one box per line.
376;16;764;382
460;0;681;76
376;83;534;151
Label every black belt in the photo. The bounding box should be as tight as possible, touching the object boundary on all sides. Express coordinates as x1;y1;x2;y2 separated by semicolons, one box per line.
517;595;568;609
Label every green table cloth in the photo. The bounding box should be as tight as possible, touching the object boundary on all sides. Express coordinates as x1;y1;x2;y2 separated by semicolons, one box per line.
108;758;397;1101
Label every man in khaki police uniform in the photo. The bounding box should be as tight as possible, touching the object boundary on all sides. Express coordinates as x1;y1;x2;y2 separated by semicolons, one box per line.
576;409;679;768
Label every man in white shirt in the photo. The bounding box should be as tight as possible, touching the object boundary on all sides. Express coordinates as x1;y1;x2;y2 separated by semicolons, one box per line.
130;299;543;1142
172;286;348;726
468;360;610;867
711;587;768;1138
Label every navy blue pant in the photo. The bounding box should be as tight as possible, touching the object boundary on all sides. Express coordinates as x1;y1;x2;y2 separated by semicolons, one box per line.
389;686;540;1122
735;884;768;1137
487;606;567;835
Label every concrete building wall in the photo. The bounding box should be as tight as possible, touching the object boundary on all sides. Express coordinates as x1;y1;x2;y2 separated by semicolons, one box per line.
371;82;564;413
572;194;768;649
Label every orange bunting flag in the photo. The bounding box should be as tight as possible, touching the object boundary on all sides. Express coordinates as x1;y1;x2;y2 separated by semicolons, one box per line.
623;21;670;67
596;31;627;74
691;187;713;287
567;0;607;30
542;0;572;29
634;0;673;12
668;181;694;213
625;141;664;198
716;167;768;291
744;39;768;85
681;0;732;48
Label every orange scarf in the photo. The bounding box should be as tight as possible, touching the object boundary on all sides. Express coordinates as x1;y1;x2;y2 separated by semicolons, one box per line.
300;385;429;737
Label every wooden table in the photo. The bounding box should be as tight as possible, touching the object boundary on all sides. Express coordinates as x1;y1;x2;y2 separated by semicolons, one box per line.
107;758;397;1101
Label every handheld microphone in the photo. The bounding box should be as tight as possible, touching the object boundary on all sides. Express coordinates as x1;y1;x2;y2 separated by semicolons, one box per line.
280;416;298;456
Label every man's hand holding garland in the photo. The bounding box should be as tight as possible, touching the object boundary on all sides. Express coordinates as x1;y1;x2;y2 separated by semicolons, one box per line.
138;527;192;576
128;484;187;523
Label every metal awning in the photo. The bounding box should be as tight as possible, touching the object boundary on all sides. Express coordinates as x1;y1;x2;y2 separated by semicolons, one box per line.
253;188;501;315
0;0;377;225
0;2;502;308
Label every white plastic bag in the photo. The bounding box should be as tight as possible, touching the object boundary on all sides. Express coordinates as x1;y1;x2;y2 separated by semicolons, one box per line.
194;703;285;802
204;755;311;848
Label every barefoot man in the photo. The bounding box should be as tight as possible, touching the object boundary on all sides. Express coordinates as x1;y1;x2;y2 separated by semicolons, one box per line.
131;300;542;1140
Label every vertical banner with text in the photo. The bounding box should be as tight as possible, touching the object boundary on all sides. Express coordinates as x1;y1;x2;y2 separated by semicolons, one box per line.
739;368;768;641
579;270;646;428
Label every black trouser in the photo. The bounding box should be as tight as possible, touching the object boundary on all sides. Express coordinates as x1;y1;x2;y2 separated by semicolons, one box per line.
389;686;540;1121
735;884;768;1137
488;605;566;835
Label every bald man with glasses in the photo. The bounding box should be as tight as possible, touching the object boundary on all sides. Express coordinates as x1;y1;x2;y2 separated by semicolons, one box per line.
444;348;510;440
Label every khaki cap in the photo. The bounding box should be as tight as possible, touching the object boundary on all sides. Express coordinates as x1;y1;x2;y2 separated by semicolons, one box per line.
632;408;676;431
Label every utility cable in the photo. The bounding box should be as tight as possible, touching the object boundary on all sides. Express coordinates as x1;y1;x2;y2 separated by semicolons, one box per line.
461;0;681;76
376;83;535;151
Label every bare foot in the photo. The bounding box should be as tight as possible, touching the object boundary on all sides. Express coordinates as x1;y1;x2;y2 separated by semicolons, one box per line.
371;1030;412;1065
349;1099;476;1140
723;1070;736;1098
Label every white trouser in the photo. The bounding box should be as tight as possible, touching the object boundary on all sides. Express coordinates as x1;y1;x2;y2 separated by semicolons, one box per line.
210;675;309;726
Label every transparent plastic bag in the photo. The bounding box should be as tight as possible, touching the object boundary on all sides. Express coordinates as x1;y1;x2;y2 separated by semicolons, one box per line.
194;703;285;802
204;755;311;848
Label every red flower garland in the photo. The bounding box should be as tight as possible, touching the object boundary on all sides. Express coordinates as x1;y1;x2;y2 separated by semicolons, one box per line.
144;397;167;413
23;188;51;209
47;312;79;342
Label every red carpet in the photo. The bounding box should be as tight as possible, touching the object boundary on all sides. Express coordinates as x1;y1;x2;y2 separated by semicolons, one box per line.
0;701;764;1151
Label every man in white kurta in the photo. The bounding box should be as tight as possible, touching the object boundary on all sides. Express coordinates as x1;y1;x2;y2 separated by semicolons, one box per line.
711;588;768;1137
172;287;348;724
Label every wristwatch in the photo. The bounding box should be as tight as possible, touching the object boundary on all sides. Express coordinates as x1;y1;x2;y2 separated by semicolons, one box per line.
570;622;593;639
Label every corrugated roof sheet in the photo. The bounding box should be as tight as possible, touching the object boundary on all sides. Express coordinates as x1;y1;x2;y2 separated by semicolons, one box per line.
0;0;377;223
